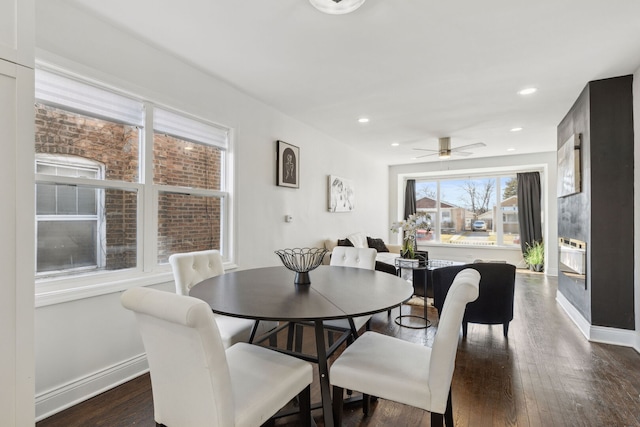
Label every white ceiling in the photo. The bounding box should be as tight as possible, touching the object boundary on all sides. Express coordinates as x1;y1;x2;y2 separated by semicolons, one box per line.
65;0;640;165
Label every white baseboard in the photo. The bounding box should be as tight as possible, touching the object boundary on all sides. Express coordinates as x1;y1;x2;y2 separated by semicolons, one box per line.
556;291;639;350
35;354;148;422
556;291;591;339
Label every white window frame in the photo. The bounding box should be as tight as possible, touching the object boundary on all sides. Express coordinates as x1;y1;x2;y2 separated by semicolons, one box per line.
34;67;234;306
411;171;533;249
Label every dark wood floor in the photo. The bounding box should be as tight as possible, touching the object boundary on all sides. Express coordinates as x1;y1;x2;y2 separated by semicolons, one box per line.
37;272;640;427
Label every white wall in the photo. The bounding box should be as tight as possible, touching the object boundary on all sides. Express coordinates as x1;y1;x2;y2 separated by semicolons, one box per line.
34;0;389;419
0;0;34;425
388;152;558;272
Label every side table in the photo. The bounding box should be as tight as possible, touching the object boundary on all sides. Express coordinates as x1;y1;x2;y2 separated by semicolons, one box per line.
394;257;430;329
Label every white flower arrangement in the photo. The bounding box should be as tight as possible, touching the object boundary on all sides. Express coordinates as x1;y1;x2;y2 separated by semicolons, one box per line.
391;212;431;258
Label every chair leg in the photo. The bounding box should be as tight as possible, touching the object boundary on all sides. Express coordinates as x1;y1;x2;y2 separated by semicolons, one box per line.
503;321;509;337
286;322;295;350
462;321;468;338
431;412;444;427
444;388;454;427
363;393;371;416
332;386;344;426
295;323;303;353
298;384;311;427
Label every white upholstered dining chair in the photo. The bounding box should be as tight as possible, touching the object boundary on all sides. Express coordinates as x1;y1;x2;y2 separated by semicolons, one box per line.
169;249;277;348
286;246;377;352
329;268;481;426
121;286;313;427
325;246;377;334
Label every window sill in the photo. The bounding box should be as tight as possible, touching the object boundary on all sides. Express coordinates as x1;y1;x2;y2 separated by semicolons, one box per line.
35;269;175;307
35;260;239;307
418;242;522;251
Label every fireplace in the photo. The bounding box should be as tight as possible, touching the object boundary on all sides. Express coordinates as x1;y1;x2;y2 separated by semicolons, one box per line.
558;237;586;287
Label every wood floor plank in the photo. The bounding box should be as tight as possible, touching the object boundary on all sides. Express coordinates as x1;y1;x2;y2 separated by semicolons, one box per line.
37;272;640;427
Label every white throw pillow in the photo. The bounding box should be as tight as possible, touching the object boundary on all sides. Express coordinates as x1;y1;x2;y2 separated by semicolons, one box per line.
347;232;368;248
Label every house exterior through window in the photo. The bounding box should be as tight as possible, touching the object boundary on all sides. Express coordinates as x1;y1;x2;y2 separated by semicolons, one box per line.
414;175;523;247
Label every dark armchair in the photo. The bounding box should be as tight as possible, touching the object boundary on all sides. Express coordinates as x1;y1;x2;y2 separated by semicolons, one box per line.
432;263;516;337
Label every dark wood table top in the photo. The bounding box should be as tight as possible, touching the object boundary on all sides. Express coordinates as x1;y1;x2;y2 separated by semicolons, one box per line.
189;265;413;322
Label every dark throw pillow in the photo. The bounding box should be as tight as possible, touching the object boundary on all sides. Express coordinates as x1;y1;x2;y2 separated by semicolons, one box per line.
337;238;354;247
367;237;389;253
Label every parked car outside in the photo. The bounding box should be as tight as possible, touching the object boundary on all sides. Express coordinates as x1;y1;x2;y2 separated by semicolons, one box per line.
472;220;487;231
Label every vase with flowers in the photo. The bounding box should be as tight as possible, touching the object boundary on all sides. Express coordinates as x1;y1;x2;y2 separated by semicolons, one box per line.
391;212;431;259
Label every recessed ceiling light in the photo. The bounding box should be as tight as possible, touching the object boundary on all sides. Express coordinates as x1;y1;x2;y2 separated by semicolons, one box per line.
510;127;523;132
391;142;400;147
518;87;537;95
358;117;370;123
507;148;516;152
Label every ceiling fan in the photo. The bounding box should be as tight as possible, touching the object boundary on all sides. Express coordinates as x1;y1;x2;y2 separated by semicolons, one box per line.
309;0;366;14
412;137;486;159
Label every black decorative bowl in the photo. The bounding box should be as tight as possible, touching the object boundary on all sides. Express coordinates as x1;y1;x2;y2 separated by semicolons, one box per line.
274;247;328;285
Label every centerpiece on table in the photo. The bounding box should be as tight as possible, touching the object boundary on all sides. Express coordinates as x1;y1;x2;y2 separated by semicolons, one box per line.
275;247;328;285
390;212;431;260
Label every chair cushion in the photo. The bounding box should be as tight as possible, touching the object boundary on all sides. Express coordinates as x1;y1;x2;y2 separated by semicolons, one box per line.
227;343;313;427
330;331;432;411
214;315;277;349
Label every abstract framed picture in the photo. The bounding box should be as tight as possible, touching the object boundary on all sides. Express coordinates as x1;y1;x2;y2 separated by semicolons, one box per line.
557;133;581;197
328;175;355;212
277;140;299;188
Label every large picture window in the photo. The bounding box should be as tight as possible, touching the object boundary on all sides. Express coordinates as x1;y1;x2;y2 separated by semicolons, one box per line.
35;69;231;286
414;175;521;247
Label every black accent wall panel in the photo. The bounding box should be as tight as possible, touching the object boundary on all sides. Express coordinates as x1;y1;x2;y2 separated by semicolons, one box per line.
557;75;634;330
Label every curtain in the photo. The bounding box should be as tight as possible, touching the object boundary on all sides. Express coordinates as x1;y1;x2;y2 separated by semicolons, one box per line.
517;172;542;254
404;179;416;220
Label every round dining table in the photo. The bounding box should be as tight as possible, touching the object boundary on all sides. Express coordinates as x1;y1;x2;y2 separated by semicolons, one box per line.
189;265;413;427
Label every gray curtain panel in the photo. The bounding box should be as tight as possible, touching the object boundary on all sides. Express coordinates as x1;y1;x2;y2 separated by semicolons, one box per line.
404;179;417;220
516;172;542;254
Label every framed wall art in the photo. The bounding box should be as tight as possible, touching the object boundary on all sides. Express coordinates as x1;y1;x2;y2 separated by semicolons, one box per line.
277;140;299;188
328;175;355;212
557;133;581;197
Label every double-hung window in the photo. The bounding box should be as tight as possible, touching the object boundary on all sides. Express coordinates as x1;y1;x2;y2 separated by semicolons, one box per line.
34;69;231;292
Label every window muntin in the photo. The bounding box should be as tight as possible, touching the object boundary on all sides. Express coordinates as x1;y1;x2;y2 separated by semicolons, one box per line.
415;174;521;247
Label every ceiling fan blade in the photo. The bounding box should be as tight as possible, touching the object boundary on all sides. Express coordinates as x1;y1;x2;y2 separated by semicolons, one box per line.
450;142;486;152
412;148;438;153
452;151;474;157
414;152;439;158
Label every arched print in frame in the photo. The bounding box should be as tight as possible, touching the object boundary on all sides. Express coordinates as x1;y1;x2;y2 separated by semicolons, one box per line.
277;140;299;188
